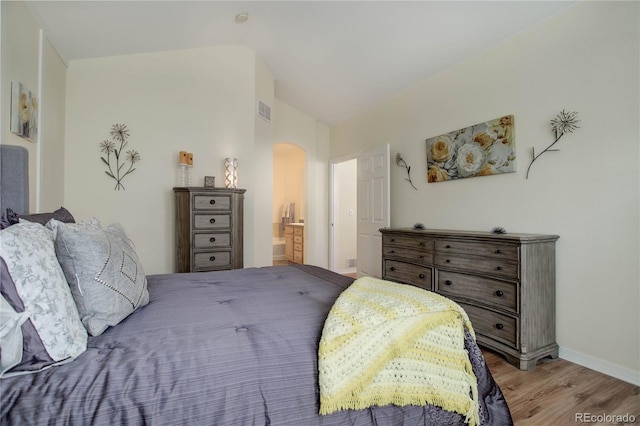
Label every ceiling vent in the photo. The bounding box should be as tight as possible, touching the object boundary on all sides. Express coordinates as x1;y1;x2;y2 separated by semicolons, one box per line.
257;99;271;123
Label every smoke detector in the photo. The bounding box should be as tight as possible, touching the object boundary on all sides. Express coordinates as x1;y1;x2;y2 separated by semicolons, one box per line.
235;12;249;23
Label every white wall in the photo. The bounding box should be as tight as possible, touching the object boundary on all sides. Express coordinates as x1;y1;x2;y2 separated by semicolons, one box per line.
332;1;639;383
1;2;39;204
65;46;258;274
250;55;275;267
40;37;67;211
1;1;66;213
65;45;331;273
333;159;357;272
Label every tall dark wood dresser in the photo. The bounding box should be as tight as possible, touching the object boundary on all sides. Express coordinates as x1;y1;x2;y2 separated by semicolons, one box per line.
173;187;245;272
380;227;559;370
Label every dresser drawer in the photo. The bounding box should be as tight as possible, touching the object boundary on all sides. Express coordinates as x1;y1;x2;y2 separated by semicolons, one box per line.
383;246;433;266
294;235;303;244
193;194;231;211
384;259;432;290
294;243;303;252
437;271;517;313
294;227;303;236
193;232;231;249
383;234;434;253
193;251;231;270
436;239;518;261
435;253;518;279
193;214;231;229
459;302;518;349
293;250;303;263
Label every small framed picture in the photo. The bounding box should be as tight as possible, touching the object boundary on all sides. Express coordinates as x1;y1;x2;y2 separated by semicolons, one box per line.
204;176;216;187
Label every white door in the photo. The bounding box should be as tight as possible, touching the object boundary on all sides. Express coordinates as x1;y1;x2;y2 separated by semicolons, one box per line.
357;144;390;278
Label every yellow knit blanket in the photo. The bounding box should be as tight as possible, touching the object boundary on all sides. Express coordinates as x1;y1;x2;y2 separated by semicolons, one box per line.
318;276;479;426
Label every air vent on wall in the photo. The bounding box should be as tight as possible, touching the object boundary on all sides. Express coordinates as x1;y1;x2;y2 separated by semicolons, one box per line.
346;258;357;268
257;99;271;123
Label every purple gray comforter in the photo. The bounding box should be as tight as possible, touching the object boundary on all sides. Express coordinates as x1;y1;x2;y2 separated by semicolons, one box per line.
1;265;512;425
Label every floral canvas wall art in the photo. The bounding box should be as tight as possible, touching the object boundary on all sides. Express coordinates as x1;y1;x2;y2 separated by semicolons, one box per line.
426;115;515;183
10;81;38;142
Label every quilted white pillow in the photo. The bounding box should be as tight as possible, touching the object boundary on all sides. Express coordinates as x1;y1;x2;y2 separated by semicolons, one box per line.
0;221;87;377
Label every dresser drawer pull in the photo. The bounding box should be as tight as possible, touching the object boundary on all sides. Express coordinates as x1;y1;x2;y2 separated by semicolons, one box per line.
495;323;504;330
495;290;504;297
446;245;451;248
419;255;425;259
209;199;216;205
209;256;216;262
445;280;453;285
418;273;426;279
390;250;395;253
209;218;216;224
496;266;503;271
445;259;451;263
419;242;425;247
391;238;395;242
390;266;396;271
495;249;502;254
210;237;216;243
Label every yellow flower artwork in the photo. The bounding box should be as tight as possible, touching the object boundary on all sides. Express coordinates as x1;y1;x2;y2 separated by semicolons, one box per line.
10;81;38;143
425;115;515;182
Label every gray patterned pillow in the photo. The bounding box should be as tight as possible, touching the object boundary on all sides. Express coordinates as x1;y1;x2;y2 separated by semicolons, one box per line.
53;221;150;336
0;221;87;377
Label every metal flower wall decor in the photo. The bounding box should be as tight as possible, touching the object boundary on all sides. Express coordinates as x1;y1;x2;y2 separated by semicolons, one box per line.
395;153;417;190
526;110;580;179
99;123;141;190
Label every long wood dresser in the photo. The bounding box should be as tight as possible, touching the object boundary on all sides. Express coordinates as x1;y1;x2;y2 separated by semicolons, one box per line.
173;187;245;272
380;227;559;370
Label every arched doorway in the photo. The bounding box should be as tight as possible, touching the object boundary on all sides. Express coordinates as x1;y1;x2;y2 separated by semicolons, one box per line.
272;143;307;265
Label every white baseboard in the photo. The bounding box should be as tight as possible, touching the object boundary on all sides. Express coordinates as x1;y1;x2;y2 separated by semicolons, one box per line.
559;346;640;386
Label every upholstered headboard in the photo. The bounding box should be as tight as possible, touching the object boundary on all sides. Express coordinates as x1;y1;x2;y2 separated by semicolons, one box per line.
0;145;29;215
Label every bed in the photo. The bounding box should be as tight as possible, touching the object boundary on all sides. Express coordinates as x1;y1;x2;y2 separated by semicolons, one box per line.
0;145;512;425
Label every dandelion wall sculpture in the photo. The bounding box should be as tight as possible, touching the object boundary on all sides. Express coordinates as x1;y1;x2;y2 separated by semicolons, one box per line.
526;110;580;179
99;123;141;190
395;153;417;190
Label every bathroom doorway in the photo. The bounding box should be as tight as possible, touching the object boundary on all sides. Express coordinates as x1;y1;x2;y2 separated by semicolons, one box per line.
272;143;307;265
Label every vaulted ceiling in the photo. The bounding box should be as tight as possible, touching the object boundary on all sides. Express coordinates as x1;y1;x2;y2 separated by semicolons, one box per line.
26;1;574;126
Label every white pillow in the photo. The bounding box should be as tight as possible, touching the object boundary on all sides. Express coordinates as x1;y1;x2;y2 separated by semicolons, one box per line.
0;221;87;376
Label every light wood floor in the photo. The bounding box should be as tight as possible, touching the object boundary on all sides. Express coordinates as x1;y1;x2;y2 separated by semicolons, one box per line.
482;350;640;425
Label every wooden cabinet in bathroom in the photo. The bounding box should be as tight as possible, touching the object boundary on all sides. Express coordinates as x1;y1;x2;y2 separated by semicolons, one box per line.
284;224;304;264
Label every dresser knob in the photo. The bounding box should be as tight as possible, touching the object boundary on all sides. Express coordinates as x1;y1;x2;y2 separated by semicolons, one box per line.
419;242;425;247
209;199;216;205
445;259;451;263
210;237;216;243
391;238;395;242
446;245;451;248
419;255;425;259
495;249;502;254
390;250;395;253
209;256;216;262
495;323;504;330
445;280;452;285
496;266;503;271
390;266;396;272
209;218;216;224
495;290;504;297
419;273;425;279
